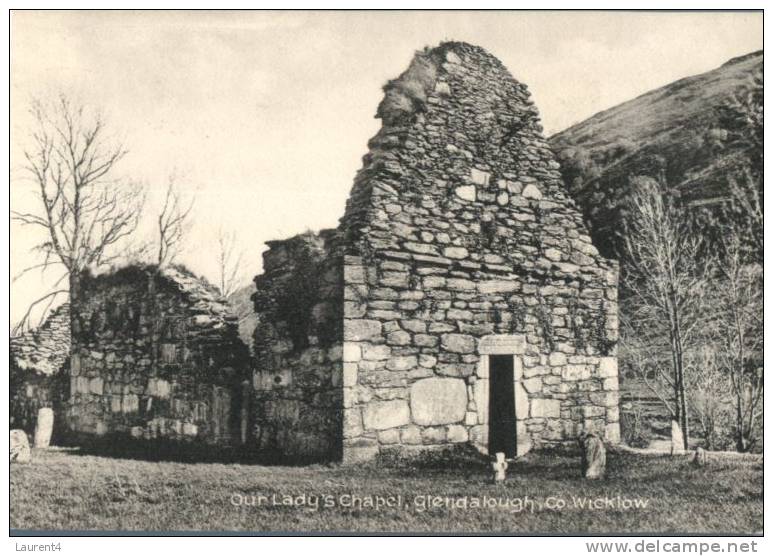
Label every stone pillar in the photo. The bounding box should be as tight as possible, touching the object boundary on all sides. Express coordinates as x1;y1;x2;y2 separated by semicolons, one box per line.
33;407;54;448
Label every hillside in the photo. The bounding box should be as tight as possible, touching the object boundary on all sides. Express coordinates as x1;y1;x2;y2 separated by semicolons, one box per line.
550;50;762;257
227;283;257;351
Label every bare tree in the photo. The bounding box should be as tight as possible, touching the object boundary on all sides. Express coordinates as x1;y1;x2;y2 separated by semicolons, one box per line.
156;175;194;269
621;176;712;449
711;233;763;451
682;344;733;450
216;228;245;298
619;317;676;418
12;95;144;334
724;168;763;264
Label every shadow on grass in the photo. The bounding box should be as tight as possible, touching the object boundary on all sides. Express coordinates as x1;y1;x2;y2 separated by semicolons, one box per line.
60;434;337;467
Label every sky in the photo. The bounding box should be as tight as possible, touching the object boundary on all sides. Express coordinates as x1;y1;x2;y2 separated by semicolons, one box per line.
9;10;763;326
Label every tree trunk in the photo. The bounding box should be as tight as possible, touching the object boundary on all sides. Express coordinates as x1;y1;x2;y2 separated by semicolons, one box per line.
735;387;747;452
69;271;81;354
671;301;689;451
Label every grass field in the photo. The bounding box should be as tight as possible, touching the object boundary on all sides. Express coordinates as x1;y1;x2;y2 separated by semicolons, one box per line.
10;446;763;534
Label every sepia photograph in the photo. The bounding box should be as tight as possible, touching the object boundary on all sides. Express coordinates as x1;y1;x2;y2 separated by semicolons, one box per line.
7;9;764;537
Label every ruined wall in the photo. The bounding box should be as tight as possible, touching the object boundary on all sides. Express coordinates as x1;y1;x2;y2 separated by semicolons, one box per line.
67;265;250;445
338;42;620;462
251;230;344;460
10;303;70;436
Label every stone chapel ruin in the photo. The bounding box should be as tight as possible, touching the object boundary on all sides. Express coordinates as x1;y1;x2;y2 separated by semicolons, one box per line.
250;42;620;463
11;42;620;464
65;265;251;444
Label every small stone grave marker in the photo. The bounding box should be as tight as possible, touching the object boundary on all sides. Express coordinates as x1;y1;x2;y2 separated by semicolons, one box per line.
10;430;31;464
492;452;508;483
580;432;606;479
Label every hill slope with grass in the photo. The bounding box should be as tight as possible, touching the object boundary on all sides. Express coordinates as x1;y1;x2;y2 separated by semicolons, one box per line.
227;283;257;350
550;50;762;257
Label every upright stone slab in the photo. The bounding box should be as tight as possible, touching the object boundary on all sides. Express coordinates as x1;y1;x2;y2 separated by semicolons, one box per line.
580;432;606;479
33;407;54;448
10;430;31;464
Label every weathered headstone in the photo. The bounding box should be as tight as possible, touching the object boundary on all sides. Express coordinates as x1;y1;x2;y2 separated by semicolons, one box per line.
692;447;707;467
10;430;32;463
33;407;54;448
671;420;685;455
580;432;606;479
492;452;508;483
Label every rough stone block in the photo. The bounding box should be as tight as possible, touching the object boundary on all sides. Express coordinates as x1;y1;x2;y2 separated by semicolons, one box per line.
447;278;476;291
470;168;490;186
522;376;541;394
442;246;469;259
549;352;567;366
530;398;561;419
362;344;391;360
343;408;363;438
435;81;451;95
605;422;621;444
344;319;382;341
378;428;400;445
515;383;530;420
473;379;488;423
455;185;476;201
414;334;438;347
410;377;467;426
343;343;362;362
89;377;104;395
478;280;519;294
401;425;422;444
418;354;437;368
387;330;411;346
478;334;526;355
603;377;619;391
122;394;140;414
345;264;367;284
380;272;410;288
401;319;427;333
522;184;543;200
147;378;171;399
469;424;487;446
362;399;410;430
10;430;31;463
446;425;468;443
563;365;591;381
445;50;462;64
599;357;617;378
441;333;476;354
343;362;358;387
386;355;417;371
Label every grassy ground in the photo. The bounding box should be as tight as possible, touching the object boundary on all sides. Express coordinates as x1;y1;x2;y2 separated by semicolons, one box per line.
10;446;762;534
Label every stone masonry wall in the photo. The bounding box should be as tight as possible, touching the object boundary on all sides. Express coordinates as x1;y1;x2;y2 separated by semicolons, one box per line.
251;230;344;461
67;265;250;445
338;42;620;462
10;303;70;437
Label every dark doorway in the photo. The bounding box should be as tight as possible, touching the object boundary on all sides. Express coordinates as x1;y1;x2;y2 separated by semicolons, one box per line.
488;355;516;458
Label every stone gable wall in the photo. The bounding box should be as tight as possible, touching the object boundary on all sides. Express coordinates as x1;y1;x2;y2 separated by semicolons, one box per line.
250;42;620;463
67;265;250;445
338;42;620;462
